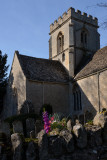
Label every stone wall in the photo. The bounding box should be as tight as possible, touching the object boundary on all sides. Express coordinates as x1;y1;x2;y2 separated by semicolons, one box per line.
26;80;69;114
2;52;26;119
77;70;107;116
99;70;107;109
0;113;107;160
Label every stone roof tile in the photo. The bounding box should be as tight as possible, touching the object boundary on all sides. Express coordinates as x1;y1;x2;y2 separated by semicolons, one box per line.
17;54;69;83
75;46;107;79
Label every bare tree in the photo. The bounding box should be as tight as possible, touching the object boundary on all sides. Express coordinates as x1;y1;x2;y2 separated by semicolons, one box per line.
97;2;107;7
87;2;107;29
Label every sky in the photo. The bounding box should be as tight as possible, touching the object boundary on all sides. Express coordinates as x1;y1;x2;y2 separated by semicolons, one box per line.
0;0;107;73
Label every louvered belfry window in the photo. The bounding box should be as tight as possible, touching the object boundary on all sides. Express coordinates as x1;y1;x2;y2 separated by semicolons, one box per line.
57;32;64;54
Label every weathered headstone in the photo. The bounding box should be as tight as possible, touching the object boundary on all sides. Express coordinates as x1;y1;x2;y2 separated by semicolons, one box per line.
11;133;24;160
26;118;35;137
0;122;10;137
12;121;23;134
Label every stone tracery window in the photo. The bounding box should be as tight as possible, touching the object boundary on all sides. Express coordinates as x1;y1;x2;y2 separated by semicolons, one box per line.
57;32;64;54
73;84;82;111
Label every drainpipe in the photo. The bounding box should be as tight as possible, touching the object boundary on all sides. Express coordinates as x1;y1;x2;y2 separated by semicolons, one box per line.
97;72;100;112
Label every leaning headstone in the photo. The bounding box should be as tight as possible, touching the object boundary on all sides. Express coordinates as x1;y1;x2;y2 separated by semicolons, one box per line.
26;118;35;137
0;122;10;137
35;120;43;137
11;133;24;160
12;121;23;134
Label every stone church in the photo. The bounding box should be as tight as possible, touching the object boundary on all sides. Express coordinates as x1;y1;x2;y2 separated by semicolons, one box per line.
2;7;107;119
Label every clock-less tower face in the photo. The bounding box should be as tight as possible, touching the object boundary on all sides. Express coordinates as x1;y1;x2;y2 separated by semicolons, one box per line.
49;7;100;78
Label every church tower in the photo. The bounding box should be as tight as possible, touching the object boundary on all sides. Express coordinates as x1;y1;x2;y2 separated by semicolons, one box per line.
49;7;100;77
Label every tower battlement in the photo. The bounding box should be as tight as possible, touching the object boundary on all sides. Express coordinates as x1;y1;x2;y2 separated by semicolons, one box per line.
50;7;98;33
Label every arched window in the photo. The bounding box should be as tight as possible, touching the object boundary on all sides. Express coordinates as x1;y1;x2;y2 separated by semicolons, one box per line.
81;30;88;45
73;84;82;111
57;32;64;54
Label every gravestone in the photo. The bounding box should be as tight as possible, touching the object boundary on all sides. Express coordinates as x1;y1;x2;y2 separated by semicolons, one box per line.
20;100;34;114
11;133;24;160
0;122;10;137
12;121;23;134
26;118;35;137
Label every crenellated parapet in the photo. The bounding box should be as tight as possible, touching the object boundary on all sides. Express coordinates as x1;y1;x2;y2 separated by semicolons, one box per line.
50;7;98;33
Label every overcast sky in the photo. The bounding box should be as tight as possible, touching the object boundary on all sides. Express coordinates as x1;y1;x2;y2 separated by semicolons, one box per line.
0;0;107;73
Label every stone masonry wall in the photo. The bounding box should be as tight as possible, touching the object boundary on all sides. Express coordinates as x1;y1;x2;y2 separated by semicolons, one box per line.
77;70;107;116
26;79;69;114
2;52;26;119
77;74;99;116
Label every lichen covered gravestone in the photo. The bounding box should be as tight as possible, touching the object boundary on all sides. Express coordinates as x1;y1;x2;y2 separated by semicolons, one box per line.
11;133;24;160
